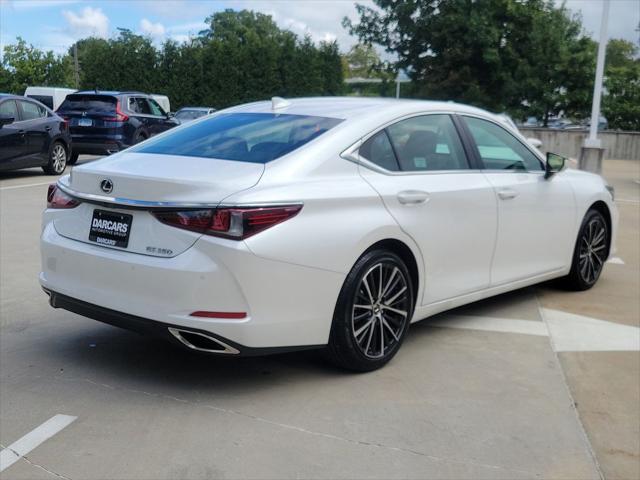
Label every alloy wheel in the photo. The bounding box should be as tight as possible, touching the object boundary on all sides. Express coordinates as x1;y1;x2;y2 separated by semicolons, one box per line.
578;217;607;285
351;262;410;359
52;144;67;173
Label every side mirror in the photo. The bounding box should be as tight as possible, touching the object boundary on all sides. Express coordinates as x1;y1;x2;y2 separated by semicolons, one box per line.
0;115;15;128
545;152;566;179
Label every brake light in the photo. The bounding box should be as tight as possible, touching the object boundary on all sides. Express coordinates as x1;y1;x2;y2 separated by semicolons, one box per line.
47;184;80;209
103;101;129;122
152;205;302;240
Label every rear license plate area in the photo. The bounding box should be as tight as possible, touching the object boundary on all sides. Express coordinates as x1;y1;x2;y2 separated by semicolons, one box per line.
89;209;132;248
78;118;93;127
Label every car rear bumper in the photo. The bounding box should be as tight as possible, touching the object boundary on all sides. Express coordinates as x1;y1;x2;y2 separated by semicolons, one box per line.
43;289;322;356
40;221;344;350
71;138;128;155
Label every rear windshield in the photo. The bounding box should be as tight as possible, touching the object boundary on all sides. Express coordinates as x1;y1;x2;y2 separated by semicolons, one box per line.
58;94;116;113
132;112;343;163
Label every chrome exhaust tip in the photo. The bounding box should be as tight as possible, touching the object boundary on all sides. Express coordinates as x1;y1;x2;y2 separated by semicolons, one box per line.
168;327;240;354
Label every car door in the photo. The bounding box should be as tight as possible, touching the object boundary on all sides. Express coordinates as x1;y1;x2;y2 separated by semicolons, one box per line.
17;100;50;164
0;99;28;170
146;97;176;135
356;113;498;305
461;115;576;285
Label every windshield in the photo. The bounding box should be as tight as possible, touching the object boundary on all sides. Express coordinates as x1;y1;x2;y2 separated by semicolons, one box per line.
58;94;117;113
175;109;208;120
132;112;343;163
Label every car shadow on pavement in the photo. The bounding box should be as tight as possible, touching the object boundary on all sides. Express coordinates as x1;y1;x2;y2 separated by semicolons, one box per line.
27;286;543;399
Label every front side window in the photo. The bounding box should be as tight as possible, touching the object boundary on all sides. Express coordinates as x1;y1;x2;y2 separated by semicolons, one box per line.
147;98;165;116
19;101;47;121
386;114;469;171
133;112;343;163
464;116;543;171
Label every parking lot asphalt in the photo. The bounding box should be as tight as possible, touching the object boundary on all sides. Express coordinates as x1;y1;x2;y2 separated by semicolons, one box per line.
1;157;638;479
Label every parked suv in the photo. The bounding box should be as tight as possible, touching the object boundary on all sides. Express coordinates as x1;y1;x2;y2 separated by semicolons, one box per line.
56;91;179;163
0;93;72;174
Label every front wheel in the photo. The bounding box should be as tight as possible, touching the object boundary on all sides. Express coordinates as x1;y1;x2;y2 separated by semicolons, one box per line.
561;209;609;291
326;250;414;372
42;141;67;175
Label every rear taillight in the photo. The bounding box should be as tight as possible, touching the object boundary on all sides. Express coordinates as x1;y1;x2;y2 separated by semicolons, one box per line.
47;184;80;209
152;205;302;240
103;101;129;122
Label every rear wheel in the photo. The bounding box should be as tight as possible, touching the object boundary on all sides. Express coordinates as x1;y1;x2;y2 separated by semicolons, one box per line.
42;141;67;175
562;209;609;291
326;250;414;371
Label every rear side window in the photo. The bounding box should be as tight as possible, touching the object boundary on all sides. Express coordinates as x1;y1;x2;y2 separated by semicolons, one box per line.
58;95;116;114
147;98;166;116
19;101;47;120
359;131;399;171
464;116;543;171
26;95;53;109
0;100;19;119
133;113;343;163
386;115;469;171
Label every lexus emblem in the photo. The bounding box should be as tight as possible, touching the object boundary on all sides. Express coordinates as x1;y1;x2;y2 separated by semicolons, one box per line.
100;179;114;194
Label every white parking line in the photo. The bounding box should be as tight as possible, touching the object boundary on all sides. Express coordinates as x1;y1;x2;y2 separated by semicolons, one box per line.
607;256;625;265
0;414;76;472
0;181;54;191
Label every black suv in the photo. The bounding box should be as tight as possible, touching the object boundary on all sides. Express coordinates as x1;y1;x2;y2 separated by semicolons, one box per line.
0;94;72;175
56;91;179;163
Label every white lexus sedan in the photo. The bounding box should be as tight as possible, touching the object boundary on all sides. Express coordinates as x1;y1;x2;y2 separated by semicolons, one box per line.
40;97;617;371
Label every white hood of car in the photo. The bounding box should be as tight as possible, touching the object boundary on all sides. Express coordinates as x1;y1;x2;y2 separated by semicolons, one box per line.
62;152;265;204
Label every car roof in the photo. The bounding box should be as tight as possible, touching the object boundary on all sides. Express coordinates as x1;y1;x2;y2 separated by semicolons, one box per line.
73;90;145;96
226;96;504;125
178;107;214;111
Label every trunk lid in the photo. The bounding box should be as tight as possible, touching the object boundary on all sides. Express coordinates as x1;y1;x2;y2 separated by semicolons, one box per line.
57;94;122;136
54;152;264;257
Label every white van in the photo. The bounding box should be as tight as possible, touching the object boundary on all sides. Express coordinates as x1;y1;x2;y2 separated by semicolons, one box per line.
150;94;171;113
24;86;77;111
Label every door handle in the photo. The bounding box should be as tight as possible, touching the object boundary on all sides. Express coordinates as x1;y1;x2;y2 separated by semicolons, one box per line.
497;188;519;200
45;126;52;131
18;130;26;135
397;190;430;205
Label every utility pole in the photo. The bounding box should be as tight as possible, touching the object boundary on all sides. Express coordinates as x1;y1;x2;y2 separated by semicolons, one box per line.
73;43;80;89
579;0;610;173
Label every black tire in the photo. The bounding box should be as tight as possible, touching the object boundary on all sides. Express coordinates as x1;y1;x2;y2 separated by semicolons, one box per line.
561;209;609;291
67;151;80;165
326;249;415;372
42;141;67;175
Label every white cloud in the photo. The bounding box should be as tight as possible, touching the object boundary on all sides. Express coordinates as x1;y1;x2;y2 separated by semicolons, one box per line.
167;21;208;33
140;18;166;38
62;6;109;39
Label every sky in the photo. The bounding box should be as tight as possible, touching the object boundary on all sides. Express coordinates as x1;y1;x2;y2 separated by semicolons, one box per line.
0;0;638;58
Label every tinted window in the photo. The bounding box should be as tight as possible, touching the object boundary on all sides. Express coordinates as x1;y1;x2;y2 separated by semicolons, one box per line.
58;94;116;113
465;116;543;171
0;100;19;119
359;131;399;171
133;113;342;163
19;101;47;120
386;115;469;171
26;95;53;109
147;98;165;116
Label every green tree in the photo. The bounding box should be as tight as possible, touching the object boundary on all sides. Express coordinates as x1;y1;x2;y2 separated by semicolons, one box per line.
345;0;595;124
603;39;640;130
1;37;72;94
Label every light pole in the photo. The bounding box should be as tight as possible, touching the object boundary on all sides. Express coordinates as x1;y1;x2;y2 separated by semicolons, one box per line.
579;0;610;172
